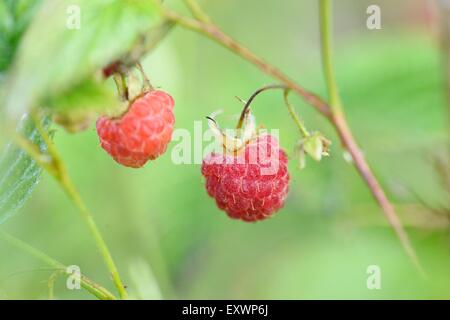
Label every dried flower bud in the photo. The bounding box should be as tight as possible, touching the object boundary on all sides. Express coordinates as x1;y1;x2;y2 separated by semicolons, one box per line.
207;109;256;154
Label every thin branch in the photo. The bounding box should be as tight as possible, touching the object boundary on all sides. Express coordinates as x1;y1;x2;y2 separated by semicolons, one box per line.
438;0;450;134
183;0;211;23
319;0;423;275
161;9;332;117
236;84;287;128
319;0;343;115
124;19;175;65
160;0;423;273
0;231;117;300
48;269;65;300
234;84;310;138
57;171;129;299
284;89;310;138
13;116;129;299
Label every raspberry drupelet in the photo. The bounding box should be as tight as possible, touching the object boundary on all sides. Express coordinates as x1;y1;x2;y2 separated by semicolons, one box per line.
202;134;289;222
96;90;175;168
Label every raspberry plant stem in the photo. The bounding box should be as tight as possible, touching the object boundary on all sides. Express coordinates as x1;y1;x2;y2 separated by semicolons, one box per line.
12;115;129;299
236;84;310;138
236;84;287;129
136;62;154;90
159;8;331;117
58;173;129;299
319;0;343;116
158;0;424;273
183;0;211;23
48;269;65;300
438;0;450;133
0;231;117;300
283;89;310;138
113;74;128;101
318;0;423;275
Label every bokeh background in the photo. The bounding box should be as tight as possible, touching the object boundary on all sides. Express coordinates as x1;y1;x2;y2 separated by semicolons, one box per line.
0;0;449;299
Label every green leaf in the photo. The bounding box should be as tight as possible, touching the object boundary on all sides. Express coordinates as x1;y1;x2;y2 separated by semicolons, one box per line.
47;78;125;132
0;0;42;74
0;1;48;224
3;0;158;118
0;115;49;225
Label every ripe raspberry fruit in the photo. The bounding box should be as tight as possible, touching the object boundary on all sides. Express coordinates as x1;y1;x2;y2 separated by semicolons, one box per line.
201;134;290;222
96;90;175;168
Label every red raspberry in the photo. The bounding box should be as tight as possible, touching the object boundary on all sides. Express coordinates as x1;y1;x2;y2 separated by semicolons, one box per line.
96;90;175;168
201;134;290;222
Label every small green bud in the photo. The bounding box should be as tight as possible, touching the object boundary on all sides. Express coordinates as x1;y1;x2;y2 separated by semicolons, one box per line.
295;132;331;169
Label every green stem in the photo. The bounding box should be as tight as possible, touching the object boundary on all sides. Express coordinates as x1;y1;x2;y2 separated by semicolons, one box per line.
0;231;117;300
113;74;128;101
438;0;450;136
18;116;129;299
319;0;343;115
48;270;65;300
136;62;153;91
11;138;55;177
59;175;128;299
317;0;424;275
183;0;211;23
283;89;310;138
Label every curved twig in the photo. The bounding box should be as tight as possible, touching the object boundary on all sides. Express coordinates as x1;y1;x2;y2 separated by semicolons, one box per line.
160;0;423;273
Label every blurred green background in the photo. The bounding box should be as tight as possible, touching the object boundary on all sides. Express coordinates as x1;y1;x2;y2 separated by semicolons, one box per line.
0;0;449;299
